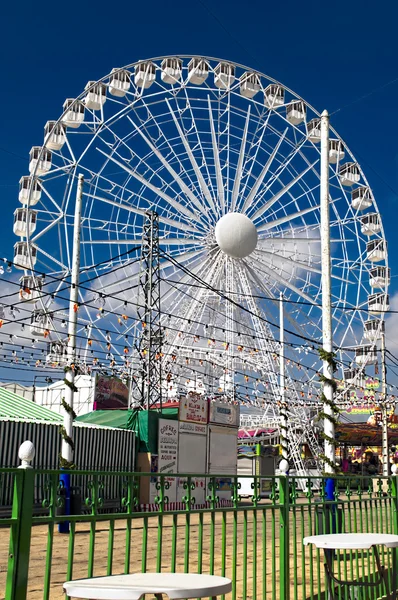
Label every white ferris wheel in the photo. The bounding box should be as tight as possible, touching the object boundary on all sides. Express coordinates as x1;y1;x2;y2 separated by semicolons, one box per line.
13;56;389;436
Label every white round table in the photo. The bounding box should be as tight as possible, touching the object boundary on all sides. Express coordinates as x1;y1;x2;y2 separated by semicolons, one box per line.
304;533;398;600
63;572;232;600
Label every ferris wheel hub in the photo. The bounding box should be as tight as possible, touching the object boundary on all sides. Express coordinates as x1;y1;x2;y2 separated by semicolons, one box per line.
215;212;258;259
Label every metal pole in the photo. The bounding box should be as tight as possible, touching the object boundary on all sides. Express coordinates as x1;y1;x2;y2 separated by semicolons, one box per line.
381;331;389;476
61;173;84;464
320;110;335;475
279;292;288;463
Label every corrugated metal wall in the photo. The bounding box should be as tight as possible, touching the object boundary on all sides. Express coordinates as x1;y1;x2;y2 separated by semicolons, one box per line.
0;420;135;508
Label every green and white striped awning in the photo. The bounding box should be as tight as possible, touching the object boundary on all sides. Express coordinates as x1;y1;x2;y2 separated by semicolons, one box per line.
0;387;62;423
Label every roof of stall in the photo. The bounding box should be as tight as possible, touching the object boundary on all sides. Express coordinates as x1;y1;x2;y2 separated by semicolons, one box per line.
76;409;134;429
0;387;62;423
0;387;116;429
76;407;178;452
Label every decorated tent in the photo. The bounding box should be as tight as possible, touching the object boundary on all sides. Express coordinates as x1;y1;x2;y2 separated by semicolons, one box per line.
336;422;398;446
76;407;179;453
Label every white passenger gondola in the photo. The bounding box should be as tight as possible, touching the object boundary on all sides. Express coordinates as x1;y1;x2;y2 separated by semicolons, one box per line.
369;266;390;289
264;84;284;108
307;119;321;143
286;101;306;125
368;293;389;315
165;381;178;400
46;340;68;365
19;176;41;206
161;58;182;84
44;121;66;151
14;242;37;270
13;208;37;237
361;213;381;236
364;319;385;341
29;147;51;176
19;275;43;303
329;139;345;164
343;368;364;387
351;186;373;211
367;239;386;262
355;346;377;365
84;81;107;110
62;99;85;128
240;72;260;98
339;162;360;186
187;58;209;85
214;62;235;89
134;61;156;88
109;68;131;97
30;310;52;337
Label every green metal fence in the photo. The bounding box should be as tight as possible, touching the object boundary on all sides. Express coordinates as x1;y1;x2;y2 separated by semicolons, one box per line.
1;469;398;600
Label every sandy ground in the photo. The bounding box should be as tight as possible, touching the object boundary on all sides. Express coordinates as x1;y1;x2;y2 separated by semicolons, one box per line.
0;500;392;600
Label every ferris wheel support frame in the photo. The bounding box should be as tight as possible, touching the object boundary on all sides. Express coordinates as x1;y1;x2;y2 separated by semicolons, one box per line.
135;211;163;411
320;110;335;475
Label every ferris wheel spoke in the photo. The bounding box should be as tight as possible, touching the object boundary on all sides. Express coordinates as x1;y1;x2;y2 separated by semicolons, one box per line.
254;247;352;284
161;259;214;322
31;214;63;244
161;255;224;357
80;237;204;247
166;98;217;217
241;128;288;214
247;255;316;304
251;162;318;224
237;112;274;210
127;116;211;224
207;97;226;216
244;265;312;339
257;203;322;233
36;247;68;272
126;104;206;208
83;191;200;235
246;134;315;219
259;236;345;244
96;148;204;227
231;106;251;212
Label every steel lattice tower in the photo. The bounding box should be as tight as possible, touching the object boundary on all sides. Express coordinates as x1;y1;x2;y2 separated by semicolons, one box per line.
135;211;162;410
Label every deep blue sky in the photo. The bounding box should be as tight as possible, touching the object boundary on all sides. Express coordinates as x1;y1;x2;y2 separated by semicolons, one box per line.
1;0;398;264
1;0;398;383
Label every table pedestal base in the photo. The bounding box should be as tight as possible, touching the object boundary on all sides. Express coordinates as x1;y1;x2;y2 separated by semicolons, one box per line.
324;547;396;600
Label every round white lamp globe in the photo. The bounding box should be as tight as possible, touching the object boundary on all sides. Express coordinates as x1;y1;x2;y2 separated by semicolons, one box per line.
279;459;289;475
18;440;35;468
215;212;258;259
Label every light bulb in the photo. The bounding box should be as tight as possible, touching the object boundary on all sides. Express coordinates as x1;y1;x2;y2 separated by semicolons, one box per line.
0;265;4;275
6;263;12;274
61;320;67;329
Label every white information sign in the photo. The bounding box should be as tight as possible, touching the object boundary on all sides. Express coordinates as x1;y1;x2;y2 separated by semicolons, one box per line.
158;419;178;502
179;421;207;436
209;401;240;427
179;394;208;424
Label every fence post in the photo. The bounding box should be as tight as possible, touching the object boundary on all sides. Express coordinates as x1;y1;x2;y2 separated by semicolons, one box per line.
392;475;398;534
279;474;290;600
5;468;34;600
391;475;398;600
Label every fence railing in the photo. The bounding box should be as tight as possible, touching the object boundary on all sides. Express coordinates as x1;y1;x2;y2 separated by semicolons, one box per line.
1;469;398;600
